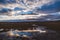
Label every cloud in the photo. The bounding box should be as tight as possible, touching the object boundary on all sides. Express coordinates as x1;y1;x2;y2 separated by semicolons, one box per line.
0;8;12;15
0;0;6;4
0;0;60;22
0;0;16;4
35;0;60;13
14;7;25;11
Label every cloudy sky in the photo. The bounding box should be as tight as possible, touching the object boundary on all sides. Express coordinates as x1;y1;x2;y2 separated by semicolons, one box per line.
0;0;60;22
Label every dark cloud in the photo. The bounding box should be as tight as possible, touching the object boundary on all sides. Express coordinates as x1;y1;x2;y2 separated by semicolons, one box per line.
0;0;16;4
0;8;12;15
36;1;60;13
0;0;7;4
14;7;25;11
7;0;16;3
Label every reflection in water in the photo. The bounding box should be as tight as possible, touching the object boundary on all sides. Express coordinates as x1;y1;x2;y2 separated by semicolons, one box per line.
0;26;60;40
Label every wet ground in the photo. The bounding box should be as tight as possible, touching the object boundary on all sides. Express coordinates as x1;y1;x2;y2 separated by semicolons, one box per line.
0;26;60;40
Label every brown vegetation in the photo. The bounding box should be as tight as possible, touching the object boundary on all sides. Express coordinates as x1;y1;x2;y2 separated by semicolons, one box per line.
0;21;60;31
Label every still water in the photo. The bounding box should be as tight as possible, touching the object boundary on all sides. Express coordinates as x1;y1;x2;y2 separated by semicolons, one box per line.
0;26;60;40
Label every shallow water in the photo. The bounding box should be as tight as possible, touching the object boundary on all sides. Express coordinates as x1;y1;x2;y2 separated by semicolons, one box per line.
0;26;60;40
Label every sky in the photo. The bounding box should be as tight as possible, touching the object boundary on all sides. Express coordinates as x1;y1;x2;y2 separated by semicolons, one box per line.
0;0;60;22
